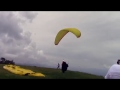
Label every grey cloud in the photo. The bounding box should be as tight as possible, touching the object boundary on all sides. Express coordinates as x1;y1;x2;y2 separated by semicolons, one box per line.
19;11;38;22
0;11;49;68
0;12;23;40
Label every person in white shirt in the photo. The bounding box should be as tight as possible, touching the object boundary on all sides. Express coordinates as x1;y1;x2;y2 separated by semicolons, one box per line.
105;60;120;79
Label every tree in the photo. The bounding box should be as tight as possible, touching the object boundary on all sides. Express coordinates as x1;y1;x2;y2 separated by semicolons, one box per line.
1;57;6;61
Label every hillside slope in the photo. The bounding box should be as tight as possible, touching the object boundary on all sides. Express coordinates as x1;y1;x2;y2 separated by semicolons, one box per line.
0;64;104;79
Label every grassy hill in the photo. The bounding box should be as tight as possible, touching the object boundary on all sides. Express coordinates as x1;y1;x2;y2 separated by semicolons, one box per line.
0;64;104;79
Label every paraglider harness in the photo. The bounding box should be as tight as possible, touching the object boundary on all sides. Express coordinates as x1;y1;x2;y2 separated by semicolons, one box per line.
66;64;68;67
61;62;69;73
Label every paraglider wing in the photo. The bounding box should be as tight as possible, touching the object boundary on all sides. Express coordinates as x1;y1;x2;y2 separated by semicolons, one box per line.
54;28;81;45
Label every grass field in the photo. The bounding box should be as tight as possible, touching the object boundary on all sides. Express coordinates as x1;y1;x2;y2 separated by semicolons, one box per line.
0;64;104;79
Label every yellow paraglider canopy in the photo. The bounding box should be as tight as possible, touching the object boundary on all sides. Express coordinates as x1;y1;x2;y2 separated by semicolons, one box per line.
54;28;81;45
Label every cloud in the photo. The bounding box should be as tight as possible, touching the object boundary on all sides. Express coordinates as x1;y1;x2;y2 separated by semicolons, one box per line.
0;11;48;67
19;11;38;23
1;11;120;76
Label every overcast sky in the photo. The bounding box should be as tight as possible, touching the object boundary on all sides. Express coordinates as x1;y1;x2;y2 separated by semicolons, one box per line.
0;11;120;76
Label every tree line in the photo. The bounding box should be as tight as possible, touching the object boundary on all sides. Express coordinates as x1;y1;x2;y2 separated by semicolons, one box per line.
0;57;15;64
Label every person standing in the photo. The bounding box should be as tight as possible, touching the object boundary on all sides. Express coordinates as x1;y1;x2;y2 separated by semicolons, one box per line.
57;63;60;69
61;61;65;73
61;61;69;73
105;59;120;79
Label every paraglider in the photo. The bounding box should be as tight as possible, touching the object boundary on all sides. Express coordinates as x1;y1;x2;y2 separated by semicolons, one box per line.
54;28;81;73
54;28;81;45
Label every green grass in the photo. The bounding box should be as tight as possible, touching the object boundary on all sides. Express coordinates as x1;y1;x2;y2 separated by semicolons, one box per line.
0;64;104;79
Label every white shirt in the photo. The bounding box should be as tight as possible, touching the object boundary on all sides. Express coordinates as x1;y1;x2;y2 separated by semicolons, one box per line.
105;64;120;79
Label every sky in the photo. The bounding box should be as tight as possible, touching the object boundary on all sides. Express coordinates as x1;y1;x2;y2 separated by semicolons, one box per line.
0;11;120;76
